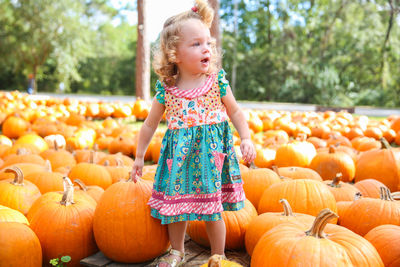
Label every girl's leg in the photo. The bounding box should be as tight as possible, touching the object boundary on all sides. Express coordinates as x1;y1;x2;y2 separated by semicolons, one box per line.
205;219;226;255
158;221;188;267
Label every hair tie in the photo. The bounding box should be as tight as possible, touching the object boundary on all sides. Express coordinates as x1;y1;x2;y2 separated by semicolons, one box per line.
191;6;198;12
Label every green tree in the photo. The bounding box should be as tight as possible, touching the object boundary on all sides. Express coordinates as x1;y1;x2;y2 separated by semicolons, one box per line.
0;0;118;92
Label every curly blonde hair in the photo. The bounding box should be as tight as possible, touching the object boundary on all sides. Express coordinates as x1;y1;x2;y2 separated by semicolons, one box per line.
152;0;221;87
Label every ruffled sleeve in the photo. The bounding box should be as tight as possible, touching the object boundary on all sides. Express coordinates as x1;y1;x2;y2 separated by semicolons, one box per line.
155;80;165;105
217;69;230;97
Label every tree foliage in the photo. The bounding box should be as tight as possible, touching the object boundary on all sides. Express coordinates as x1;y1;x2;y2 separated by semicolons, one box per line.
0;0;399;107
221;0;400;107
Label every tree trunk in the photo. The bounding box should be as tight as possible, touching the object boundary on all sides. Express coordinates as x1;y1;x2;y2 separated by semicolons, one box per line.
231;0;238;93
135;0;150;101
209;0;222;68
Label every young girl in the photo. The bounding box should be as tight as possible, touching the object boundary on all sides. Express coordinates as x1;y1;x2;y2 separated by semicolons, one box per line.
131;0;255;266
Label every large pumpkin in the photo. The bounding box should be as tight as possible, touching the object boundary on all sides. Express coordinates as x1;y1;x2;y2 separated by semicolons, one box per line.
187;199;258;250
0;222;42;267
93;178;169;263
354;138;400;191
340;187;400;236
364;224;400;267
251;209;383;267
244;199;315;256
258;179;337;223
241;168;281;210
27;177;97;267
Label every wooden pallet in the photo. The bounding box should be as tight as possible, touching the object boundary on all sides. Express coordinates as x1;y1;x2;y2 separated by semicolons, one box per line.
80;236;250;267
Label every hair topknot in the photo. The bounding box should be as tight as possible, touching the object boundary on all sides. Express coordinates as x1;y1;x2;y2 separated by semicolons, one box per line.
152;0;220;87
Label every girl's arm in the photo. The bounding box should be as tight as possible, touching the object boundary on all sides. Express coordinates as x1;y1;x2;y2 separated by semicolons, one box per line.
131;98;165;181
222;85;256;163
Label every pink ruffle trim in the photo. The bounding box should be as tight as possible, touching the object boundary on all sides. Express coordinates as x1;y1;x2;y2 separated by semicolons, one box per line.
148;182;245;216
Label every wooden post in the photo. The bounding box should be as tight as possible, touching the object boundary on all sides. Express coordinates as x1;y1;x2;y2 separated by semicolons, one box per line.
135;0;150;101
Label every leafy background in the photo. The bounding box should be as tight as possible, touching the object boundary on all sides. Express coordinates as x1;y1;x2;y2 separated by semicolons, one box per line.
0;0;399;107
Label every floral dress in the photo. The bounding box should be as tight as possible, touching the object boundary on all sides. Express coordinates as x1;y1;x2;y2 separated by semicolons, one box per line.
148;70;245;225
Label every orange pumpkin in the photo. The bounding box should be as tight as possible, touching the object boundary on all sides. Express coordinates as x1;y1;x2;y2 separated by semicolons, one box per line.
340;187;400;236
309;146;355;182
274;138;316;168
27;177;97;267
1;116;29;139
323;173;361;202
336;192;362;225
74;179;104;203
241;168;281;210
68;162;112;190
354;179;387;198
354;138;400;191
0;166;41;215
276;166;322;181
251;209;383;267
0;204;29;224
93;178;169;263
258;179;337;223
244;199;315;256
0;222;42;267
364;224;400;267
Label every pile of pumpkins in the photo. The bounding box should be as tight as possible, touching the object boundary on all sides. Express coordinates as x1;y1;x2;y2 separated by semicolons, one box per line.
0;90;400;266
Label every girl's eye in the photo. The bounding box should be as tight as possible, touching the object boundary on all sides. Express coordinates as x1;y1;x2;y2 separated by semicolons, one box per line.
207;42;211;46
193;42;200;46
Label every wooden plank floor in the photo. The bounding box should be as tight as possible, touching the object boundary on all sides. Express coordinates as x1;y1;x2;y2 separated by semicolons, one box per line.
80;236;250;267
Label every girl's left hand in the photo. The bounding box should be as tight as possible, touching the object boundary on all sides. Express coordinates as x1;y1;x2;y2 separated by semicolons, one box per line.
240;138;256;163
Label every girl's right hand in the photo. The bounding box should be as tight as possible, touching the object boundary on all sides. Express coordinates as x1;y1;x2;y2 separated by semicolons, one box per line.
131;158;144;183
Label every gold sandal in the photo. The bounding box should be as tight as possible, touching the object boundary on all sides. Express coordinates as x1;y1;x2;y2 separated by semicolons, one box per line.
156;248;185;267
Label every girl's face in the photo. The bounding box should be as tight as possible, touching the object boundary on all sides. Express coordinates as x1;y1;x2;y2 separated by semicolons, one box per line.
175;19;212;76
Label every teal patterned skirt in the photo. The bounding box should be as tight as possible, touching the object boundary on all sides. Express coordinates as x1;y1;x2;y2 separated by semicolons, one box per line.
148;120;245;224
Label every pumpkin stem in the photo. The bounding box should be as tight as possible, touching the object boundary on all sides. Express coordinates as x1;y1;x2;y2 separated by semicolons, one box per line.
249;162;257;169
391;191;400;200
305;209;338;238
103;160;110;166
354;192;362;201
328;145;336;154
74;179;88;191
16;148;28;155
4;166;25;186
115;158;124;167
61;177;75;206
279;199;294;216
53;139;59;151
272;165;280;176
384;187;394;201
379;186;393;201
44;160;52;172
379;137;391;149
89;150;95;164
328;173;342;188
